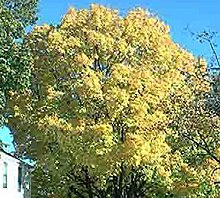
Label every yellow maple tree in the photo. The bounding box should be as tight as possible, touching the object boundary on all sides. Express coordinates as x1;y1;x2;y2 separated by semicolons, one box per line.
6;4;217;197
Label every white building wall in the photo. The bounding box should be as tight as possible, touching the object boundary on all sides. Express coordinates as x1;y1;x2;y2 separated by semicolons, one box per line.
0;151;24;198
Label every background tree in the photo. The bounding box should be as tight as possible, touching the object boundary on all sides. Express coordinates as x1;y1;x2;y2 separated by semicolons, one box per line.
0;0;38;124
166;32;220;196
6;4;217;197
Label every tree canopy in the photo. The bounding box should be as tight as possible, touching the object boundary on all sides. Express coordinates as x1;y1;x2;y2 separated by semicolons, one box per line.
0;0;38;124
6;4;220;198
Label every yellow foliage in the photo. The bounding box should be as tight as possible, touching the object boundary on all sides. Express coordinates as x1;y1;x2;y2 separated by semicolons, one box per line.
6;4;211;188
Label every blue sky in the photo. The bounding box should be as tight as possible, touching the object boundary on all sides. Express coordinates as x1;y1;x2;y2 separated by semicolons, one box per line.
1;0;220;150
0;126;15;152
